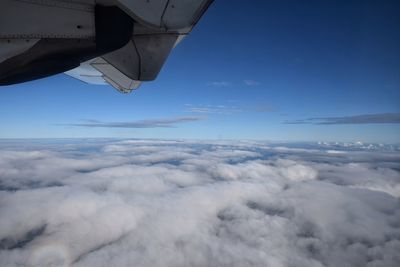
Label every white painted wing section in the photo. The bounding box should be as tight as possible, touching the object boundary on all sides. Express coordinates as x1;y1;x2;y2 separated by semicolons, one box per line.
64;58;141;93
64;60;106;85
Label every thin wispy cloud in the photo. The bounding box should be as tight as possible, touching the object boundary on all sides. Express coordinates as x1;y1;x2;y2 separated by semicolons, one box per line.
67;116;204;128
252;104;277;113
243;80;260;86
184;103;277;115
286;113;400;125
207;81;232;87
185;104;242;115
207;80;261;87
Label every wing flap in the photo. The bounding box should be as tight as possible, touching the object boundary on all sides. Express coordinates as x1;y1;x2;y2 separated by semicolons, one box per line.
64;58;141;93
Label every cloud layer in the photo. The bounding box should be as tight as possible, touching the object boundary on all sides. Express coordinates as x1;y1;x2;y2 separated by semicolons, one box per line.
286;113;400;125
0;139;399;267
67;116;204;128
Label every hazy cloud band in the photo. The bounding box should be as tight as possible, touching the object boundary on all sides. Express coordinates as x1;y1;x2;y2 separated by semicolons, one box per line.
286;113;400;125
66;116;204;128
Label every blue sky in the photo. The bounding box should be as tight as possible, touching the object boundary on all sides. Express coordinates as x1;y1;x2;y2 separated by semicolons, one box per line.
0;0;399;142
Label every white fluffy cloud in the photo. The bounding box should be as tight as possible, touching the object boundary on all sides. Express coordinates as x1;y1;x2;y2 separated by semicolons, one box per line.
0;140;399;267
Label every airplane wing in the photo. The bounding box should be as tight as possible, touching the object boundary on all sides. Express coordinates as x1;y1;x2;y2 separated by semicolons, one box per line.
0;0;213;93
65;57;142;94
65;23;183;93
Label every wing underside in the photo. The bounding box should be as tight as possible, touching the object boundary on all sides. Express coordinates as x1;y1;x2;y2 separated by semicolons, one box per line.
63;0;212;93
65;57;142;94
66;27;182;93
0;0;213;93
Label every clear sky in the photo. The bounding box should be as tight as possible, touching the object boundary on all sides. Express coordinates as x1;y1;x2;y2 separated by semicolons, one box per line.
0;0;399;142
